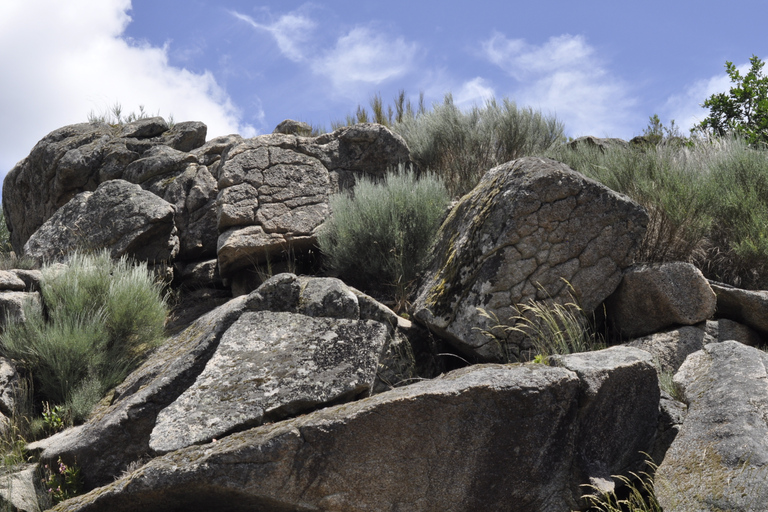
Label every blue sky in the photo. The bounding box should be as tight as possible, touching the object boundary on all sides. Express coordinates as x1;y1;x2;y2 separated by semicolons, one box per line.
2;0;768;180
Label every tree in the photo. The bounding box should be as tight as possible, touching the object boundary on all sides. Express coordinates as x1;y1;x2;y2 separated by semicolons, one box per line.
699;55;768;145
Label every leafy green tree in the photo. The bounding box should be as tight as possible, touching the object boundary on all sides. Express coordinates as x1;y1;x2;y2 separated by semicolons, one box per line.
699;55;768;145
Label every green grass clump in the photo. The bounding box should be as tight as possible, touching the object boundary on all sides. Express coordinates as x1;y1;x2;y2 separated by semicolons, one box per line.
478;283;604;362
546;136;768;289
331;92;564;197
318;165;449;310
582;460;662;512
0;250;167;424
395;95;564;196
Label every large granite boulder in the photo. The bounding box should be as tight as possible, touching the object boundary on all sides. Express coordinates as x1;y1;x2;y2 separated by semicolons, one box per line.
413;156;648;361
607;262;717;339
30;274;402;489
149;310;389;454
51;364;584;512
23;180;179;263
49;347;661;512
216;123;410;276
3;118;206;253
551;346;659;494
656;341;768;510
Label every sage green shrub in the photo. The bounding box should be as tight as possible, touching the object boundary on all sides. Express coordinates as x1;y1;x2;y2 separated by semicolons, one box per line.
0;250;167;424
318;166;449;309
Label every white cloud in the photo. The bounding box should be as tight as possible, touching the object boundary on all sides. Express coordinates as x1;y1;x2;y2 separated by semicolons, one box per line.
311;27;417;90
662;61;759;134
230;10;316;63
481;32;636;137
453;78;496;109
0;0;255;177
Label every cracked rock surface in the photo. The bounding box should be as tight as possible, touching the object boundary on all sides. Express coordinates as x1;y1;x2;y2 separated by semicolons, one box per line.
215;124;409;276
414;156;648;361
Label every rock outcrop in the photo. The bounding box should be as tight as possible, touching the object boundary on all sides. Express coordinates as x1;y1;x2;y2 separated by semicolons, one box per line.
215;124;410;276
656;341;768;510
50;348;660;512
30;273;403;488
709;280;768;335
24;180;179;263
414;156;648;361
2;118;206;253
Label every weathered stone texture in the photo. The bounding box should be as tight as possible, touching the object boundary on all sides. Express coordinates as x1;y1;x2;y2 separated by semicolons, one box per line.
414;156;648;361
656;341;768;511
607;262;717;338
2;118;205;253
23;180;179;263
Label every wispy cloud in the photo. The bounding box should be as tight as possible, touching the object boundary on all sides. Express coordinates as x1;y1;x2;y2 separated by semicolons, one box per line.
453;78;496;108
233;9;418;93
0;0;256;177
230;10;316;63
312;27;418;90
481;32;636;137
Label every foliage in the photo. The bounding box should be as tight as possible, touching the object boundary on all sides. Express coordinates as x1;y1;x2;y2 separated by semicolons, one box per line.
582;459;662;512
317;165;449;310
41;402;65;435
394;94;564;196
42;457;83;505
332;92;564;196
477;282;604;362
640;114;685;145
0;250;167;424
699;55;768;145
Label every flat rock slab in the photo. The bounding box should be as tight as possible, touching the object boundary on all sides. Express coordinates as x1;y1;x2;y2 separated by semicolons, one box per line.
414;156;647;361
50;364;586;512
149;311;389;453
656;341;768;511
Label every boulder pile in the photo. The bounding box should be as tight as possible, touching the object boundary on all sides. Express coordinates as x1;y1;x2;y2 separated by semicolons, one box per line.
0;119;766;511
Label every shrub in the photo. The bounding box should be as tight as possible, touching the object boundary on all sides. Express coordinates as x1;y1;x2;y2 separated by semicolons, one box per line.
394;95;565;196
317;166;449;309
332;92;564;197
0;250;167;424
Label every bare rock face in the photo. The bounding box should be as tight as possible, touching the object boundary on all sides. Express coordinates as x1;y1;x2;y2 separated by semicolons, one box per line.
656;341;768;511
628;324;716;374
23;180;179;263
607;262;717;339
50;364;585;512
2;119;206;253
149;311;388;454
49;348;661;512
551;346;660;495
709;280;768;335
413;157;648;361
216;123;410;276
30;273;401;489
